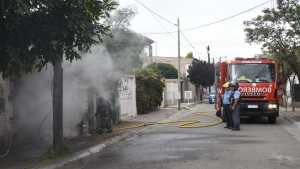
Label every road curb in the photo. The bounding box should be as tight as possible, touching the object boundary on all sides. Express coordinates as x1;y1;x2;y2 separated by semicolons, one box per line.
37;105;201;169
282;116;295;124
281;112;300;132
37;131;137;169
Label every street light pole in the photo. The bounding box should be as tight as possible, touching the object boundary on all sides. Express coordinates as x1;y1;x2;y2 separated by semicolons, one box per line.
207;45;211;94
177;18;181;110
207;45;210;64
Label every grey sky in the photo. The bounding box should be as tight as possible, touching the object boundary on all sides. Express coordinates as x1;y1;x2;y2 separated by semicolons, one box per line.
118;0;274;61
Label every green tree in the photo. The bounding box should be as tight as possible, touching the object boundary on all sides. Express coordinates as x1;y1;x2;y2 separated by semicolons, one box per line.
0;0;117;151
108;8;136;29
0;0;117;77
104;8;149;73
185;52;194;59
187;59;215;102
244;0;300;79
135;67;164;114
147;63;178;79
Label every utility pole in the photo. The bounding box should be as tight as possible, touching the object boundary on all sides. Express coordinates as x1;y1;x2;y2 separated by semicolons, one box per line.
207;45;210;64
53;61;63;152
177;18;181;110
207;45;211;93
155;42;158;56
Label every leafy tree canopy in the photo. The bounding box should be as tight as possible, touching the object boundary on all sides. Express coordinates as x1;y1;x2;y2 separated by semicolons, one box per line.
187;59;215;87
147;63;178;79
108;8;136;29
135;67;164;114
104;8;149;73
0;0;117;78
185;52;193;59
244;0;300;78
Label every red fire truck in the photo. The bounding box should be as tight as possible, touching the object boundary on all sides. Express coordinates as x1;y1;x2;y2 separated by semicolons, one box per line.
216;57;283;123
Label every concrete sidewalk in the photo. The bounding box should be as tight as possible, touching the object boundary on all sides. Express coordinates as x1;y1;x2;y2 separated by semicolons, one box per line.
127;103;196;123
1;104;200;169
281;106;300;125
0;121;144;169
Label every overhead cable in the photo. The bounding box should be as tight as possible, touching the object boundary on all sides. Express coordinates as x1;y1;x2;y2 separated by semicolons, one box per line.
132;0;177;26
143;0;272;35
180;31;204;58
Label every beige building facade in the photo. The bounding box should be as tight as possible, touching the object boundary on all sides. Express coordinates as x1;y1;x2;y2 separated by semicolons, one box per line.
146;56;197;105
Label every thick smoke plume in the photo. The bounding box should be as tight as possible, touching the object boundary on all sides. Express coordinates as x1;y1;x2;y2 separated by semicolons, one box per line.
13;46;119;152
11;7;149;156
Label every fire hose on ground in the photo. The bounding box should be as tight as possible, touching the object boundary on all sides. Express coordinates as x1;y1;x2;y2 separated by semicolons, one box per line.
0;113;223;158
114;112;223;132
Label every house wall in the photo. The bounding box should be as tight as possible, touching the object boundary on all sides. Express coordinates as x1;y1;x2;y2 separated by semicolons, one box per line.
285;74;300;105
147;56;197;103
162;79;179;107
119;75;137;120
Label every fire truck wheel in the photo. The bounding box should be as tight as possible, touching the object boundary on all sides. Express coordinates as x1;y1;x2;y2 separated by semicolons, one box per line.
268;116;277;124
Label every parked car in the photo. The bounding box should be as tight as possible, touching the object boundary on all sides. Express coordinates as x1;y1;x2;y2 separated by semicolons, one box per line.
208;93;216;104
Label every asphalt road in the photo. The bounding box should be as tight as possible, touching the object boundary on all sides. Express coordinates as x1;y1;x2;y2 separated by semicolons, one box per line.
58;104;300;169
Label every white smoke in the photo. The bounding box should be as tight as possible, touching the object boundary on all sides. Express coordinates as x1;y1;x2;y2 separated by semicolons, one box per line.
63;46;121;138
13;45;121;150
12;7;150;154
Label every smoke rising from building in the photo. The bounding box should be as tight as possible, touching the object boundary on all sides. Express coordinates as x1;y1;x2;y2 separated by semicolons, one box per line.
13;46;119;151
8;7;151;156
13;36;149;156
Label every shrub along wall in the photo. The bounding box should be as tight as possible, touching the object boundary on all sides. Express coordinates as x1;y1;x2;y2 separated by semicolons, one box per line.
135;68;164;114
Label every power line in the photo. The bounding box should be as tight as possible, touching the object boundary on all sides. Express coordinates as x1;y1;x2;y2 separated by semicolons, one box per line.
182;0;271;31
143;0;271;35
131;0;204;56
133;0;177;47
180;31;204;58
143;10;194;56
144;2;177;41
132;0;268;60
133;0;193;54
131;0;177;26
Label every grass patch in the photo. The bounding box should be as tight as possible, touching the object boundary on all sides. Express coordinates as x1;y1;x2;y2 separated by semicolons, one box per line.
41;145;70;161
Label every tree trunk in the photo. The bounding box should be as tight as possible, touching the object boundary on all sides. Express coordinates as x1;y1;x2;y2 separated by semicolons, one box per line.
288;76;292;111
200;86;203;103
53;61;63;152
195;85;199;103
284;84;288;112
292;75;296;112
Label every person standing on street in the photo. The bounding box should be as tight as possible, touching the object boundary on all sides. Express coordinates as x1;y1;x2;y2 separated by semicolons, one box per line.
230;82;241;131
222;82;233;129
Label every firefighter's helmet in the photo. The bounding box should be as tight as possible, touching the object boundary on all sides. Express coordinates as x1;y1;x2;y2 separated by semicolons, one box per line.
222;82;230;88
229;81;239;89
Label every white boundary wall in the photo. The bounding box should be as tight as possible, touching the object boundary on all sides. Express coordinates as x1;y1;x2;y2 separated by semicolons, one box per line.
119;75;137;120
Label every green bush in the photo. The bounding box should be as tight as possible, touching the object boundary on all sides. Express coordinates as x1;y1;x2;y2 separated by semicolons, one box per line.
135;67;164;114
147;63;178;79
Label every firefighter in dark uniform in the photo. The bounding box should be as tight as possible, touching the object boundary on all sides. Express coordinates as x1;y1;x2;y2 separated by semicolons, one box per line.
230;82;241;131
222;82;233;129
